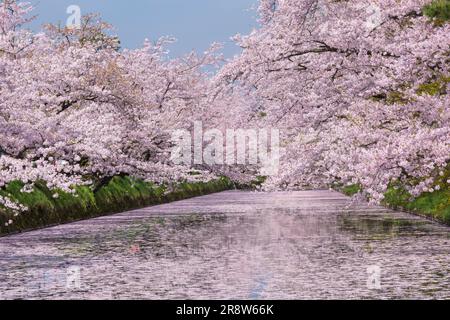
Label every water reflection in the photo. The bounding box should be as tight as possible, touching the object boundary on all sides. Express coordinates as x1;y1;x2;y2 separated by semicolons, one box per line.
0;191;449;299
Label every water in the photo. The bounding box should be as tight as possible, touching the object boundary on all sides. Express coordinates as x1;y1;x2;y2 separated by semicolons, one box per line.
0;190;449;299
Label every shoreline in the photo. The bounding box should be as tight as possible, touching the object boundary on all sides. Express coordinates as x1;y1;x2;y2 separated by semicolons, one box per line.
0;176;234;237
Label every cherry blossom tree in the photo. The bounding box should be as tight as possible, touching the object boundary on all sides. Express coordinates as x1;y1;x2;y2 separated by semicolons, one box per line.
0;1;222;217
216;0;450;201
1;0;449;220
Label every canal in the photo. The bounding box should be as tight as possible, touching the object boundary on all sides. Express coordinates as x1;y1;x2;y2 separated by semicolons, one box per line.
0;190;449;299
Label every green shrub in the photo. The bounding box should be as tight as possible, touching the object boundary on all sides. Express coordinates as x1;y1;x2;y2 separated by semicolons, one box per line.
416;76;450;96
383;166;450;224
383;185;450;224
342;184;362;197
338;172;450;224
424;0;450;25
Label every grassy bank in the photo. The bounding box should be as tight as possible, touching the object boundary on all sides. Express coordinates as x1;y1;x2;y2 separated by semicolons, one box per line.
340;173;450;225
423;0;450;25
0;176;234;236
383;184;450;225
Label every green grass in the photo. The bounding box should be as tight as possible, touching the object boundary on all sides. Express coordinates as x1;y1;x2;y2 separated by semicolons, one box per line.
234;175;267;190
342;184;362;197
0;176;234;236
340;167;450;224
383;184;450;224
416;76;450;96
383;165;450;224
423;0;450;25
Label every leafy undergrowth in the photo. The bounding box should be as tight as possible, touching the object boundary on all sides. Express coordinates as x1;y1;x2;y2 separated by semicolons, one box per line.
340;169;450;225
383;182;450;225
0;176;234;236
423;0;450;25
234;175;268;190
342;184;362;197
382;164;450;225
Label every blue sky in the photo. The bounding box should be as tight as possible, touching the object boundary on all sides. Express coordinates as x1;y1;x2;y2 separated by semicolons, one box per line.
28;0;259;59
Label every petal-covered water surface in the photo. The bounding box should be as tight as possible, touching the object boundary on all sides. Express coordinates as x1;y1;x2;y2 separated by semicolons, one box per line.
0;190;449;300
